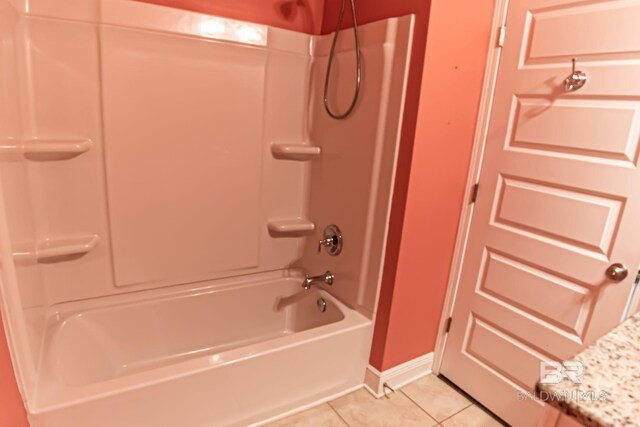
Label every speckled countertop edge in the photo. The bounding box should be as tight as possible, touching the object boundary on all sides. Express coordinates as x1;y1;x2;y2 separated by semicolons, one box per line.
536;312;640;427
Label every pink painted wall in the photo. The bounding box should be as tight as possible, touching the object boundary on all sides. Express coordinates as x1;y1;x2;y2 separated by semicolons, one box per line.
138;0;326;34
0;318;28;427
370;0;497;371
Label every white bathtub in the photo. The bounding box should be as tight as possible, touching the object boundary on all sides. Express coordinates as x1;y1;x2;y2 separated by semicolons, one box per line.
29;274;372;427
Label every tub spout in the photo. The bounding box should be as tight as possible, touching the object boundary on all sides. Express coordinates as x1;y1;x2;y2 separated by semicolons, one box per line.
302;271;334;289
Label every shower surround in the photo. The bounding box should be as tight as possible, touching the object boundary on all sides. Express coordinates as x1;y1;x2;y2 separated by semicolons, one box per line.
0;0;414;425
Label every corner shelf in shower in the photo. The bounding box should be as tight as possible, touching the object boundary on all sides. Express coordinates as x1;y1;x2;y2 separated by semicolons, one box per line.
270;143;321;160
267;219;315;234
0;138;92;159
12;234;99;262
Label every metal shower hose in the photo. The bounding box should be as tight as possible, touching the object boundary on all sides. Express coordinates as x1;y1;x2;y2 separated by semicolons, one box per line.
323;0;361;119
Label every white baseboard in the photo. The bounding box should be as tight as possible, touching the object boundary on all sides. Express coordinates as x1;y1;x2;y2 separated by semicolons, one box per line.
363;353;433;398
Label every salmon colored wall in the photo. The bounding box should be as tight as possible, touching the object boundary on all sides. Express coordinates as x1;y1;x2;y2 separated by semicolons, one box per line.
0;317;28;427
138;0;326;34
370;0;497;371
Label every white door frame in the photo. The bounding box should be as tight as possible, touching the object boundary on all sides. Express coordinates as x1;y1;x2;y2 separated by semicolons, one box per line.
432;0;510;374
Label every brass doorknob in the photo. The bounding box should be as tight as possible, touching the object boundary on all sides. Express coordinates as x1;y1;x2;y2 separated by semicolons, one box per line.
605;263;628;281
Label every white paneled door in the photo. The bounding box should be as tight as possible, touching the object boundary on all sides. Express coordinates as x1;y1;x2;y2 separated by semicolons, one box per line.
440;1;640;425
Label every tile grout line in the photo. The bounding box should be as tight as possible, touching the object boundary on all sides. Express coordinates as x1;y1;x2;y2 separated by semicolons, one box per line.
399;383;474;426
324;381;475;427
436;403;474;425
436;376;505;424
327;400;351;427
398;388;442;425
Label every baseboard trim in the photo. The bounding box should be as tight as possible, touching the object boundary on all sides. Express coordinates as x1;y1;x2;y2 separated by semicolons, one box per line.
363;353;433;398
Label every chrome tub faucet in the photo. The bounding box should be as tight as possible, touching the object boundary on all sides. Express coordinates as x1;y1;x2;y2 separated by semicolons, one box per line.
302;271;334;290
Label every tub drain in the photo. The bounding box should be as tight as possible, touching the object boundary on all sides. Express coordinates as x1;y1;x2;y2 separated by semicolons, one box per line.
316;297;327;313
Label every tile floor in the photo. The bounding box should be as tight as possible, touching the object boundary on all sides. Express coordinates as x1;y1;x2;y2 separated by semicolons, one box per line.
268;375;505;427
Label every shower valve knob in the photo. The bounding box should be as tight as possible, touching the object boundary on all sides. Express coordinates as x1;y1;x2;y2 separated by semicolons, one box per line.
317;237;335;253
317;224;343;256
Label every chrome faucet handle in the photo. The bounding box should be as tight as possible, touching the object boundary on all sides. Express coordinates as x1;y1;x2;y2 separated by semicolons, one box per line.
317;237;334;253
317;225;343;256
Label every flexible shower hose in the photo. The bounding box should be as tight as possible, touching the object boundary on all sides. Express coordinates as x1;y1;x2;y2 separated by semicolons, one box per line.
323;0;362;119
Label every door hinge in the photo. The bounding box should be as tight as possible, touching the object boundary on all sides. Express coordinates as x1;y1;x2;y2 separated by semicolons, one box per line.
498;25;506;48
471;183;480;203
445;317;453;333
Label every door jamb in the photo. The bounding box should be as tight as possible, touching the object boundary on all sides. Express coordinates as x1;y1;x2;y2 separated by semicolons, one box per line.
432;0;511;374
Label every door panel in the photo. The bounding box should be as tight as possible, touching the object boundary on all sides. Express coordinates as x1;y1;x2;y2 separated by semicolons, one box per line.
478;250;593;336
511;99;640;162
440;1;640;425
466;316;548;390
527;2;640;61
495;177;622;254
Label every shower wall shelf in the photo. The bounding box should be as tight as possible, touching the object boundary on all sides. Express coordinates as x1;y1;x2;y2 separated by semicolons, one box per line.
12;234;99;262
0;139;92;158
270;143;321;160
267;219;315;234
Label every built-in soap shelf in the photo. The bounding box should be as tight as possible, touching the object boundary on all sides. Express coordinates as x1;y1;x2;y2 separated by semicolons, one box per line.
0;138;92;159
271;143;320;161
267;219;315;235
13;234;99;262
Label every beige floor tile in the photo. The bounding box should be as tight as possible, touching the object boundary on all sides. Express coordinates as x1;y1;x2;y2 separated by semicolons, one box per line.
266;403;347;427
329;388;438;427
441;405;504;427
401;375;471;421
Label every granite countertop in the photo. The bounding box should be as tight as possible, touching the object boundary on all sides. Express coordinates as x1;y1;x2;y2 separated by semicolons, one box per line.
536;312;640;427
